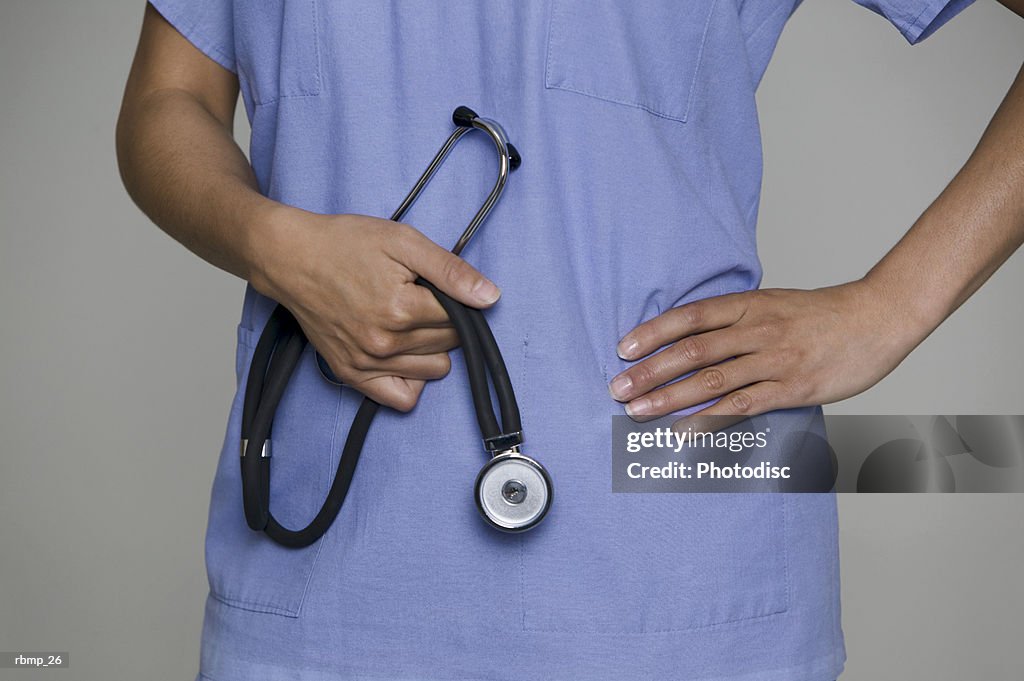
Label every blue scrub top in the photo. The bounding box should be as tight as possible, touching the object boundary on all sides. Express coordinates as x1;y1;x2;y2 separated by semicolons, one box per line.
149;1;972;679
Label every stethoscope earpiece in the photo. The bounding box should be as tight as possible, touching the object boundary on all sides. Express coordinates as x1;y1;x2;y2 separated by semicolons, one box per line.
241;106;551;549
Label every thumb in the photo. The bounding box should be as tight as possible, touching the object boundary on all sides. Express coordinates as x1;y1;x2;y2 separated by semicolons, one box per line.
394;226;501;308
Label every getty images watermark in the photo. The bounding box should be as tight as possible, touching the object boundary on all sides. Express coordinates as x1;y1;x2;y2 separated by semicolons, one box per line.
612;414;1024;493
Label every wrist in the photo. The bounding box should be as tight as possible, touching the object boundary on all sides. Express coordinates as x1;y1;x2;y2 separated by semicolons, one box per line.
854;271;943;353
244;200;315;306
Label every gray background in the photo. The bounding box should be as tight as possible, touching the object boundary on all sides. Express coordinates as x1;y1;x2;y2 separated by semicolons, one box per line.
1;0;1022;679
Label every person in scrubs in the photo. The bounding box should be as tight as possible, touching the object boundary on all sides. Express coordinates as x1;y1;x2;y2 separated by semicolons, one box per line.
116;1;1024;679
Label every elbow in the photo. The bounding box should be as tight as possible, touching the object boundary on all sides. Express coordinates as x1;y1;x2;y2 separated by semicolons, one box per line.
114;96;140;201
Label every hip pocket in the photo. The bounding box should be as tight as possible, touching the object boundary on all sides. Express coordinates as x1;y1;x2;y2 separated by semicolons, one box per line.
516;343;789;634
544;0;718;123
235;0;322;105
521;493;790;634
203;323;343;617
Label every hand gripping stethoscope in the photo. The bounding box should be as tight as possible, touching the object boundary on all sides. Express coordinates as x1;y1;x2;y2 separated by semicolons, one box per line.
240;106;553;548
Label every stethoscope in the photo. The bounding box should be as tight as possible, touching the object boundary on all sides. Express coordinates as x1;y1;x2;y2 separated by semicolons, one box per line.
240;106;553;548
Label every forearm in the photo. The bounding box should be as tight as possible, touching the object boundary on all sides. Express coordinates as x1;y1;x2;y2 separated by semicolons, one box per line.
863;61;1024;346
116;87;279;285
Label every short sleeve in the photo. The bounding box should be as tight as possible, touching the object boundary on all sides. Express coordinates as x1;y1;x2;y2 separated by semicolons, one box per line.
147;0;236;73
850;0;976;44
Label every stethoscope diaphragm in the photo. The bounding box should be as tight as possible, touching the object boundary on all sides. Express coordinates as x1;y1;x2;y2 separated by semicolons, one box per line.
475;452;553;532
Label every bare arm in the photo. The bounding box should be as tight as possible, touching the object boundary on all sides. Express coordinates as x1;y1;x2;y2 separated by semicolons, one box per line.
611;4;1024;420
867;22;1024;334
116;4;269;284
117;4;501;410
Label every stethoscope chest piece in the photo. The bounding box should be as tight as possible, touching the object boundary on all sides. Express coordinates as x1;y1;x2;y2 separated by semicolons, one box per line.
475;451;552;532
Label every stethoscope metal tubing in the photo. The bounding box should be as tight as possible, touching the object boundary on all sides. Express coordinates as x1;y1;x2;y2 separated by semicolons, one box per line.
387;110;518;256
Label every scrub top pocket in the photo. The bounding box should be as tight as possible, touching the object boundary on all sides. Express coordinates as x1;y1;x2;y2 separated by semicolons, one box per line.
234;0;322;106
203;324;343;617
544;0;718;123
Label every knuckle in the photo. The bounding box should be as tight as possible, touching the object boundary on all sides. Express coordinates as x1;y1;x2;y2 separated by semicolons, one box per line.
787;375;815;403
431;353;452;379
384;222;416;256
753;318;782;339
440;255;470;288
363;330;397;358
391;394;417;413
440;330;460;351
728;390;755;414
629;363;657;390
385;294;413;329
376;220;401;244
699;367;726;392
386;220;411;239
678;336;708;363
395;382;425;412
679;302;704;328
773;345;798;367
750;289;773;304
350;351;374;371
646;396;666;416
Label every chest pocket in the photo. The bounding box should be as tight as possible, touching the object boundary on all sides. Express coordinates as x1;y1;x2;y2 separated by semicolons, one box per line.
235;0;322;106
545;0;717;123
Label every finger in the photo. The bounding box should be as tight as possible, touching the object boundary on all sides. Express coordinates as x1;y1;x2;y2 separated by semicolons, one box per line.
386;283;454;329
670;381;790;433
392;225;501;308
617;293;750;361
363;326;460;357
354;351;452;380
394;327;460;355
670;412;751;437
353;375;427;412
623;355;767;421
608;327;750;402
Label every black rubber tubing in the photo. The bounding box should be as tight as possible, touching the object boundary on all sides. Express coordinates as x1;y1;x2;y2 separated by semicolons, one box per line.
242;316;305;531
240;280;519;548
416;277;501;439
467;307;521;434
266;396;379;548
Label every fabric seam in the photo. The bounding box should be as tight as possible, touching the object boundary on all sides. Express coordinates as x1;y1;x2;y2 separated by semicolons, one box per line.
519;331;529;632
208;591;299;618
147;0;237;73
247;0;323;106
544;0;720;124
198;647;843;681
904;0;938;42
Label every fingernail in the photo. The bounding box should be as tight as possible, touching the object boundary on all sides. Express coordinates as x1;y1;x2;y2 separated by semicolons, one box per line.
608;374;633;401
625;397;651;418
617;337;638;360
472;279;501;305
